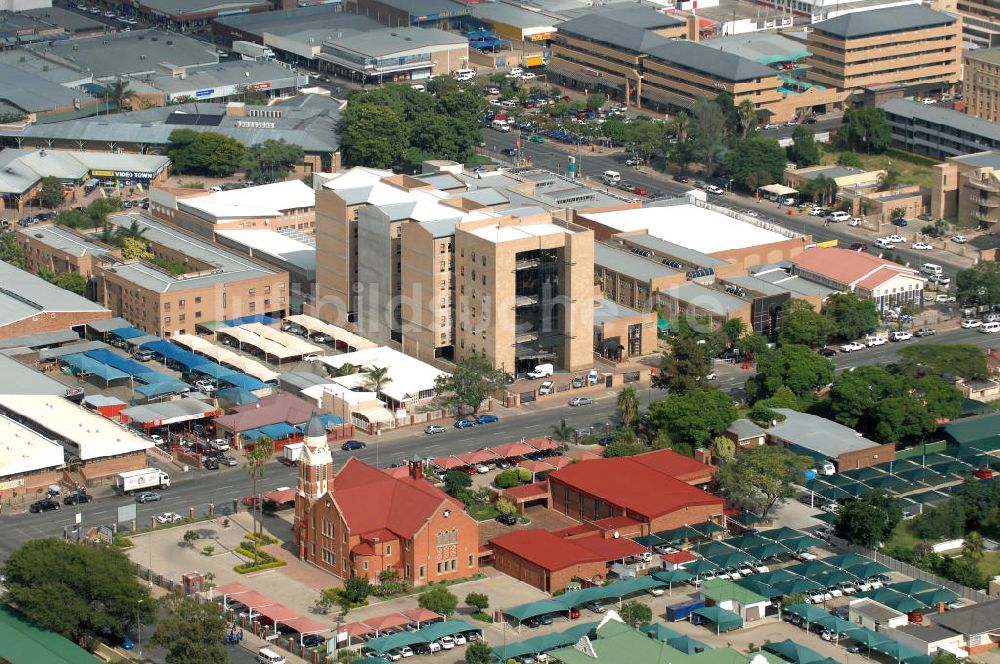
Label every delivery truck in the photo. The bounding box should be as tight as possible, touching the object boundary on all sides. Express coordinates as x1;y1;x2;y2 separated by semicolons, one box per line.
115;468;170;495
280;442;305;466
232;40;275;60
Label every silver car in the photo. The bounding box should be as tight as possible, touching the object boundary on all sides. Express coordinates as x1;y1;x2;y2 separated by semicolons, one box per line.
424;424;446;434
568;396;594;406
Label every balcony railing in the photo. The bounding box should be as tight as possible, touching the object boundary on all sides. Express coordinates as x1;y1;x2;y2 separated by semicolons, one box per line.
964;175;1000;192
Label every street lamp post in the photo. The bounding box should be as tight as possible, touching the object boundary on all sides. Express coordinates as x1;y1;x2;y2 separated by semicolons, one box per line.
136;599;143;659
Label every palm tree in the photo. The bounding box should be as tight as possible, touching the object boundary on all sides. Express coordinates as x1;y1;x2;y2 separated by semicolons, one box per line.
106;78;134;112
335;362;357;377
551;419;575;443
244;435;274;567
737;99;758;139
364;366;392;397
672;111;689;144
113;219;146;244
616;386;639;431
963;531;985;562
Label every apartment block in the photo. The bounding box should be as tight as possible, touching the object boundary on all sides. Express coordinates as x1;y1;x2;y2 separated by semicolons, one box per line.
954;0;1000;48
93;214;289;337
882;97;1000;160
806;5;961;97
931;151;1000;229
965;48;1000;123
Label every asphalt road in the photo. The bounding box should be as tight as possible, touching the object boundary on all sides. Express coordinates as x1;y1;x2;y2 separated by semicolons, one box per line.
4;324;999;561
484;130;970;282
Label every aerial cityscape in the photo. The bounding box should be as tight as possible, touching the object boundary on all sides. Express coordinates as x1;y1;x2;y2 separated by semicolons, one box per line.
0;0;999;662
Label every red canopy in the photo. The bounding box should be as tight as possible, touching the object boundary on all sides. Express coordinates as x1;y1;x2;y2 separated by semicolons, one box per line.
257;603;300;624
518;459;556;473
216;582;252;597
264;488;296;504
545;455;573;469
525;437;558;451
234;591;275;611
489;442;536;458
282;615;329;634
402;608;441;624
568;451;600;461
343;622;374;638
363;613;411;632
431;456;465;470
454;449;499;465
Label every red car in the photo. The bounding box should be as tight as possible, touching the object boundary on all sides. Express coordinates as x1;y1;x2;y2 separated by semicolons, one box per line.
907;611;923;623
566;608;581;620
974;468;994;480
242;495;262;506
459;467;478;475
633;185;648;196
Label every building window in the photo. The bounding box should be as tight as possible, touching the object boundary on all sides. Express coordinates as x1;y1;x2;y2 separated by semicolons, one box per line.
179;299;185;307
164;316;171;324
164;302;171;311
468;555;474;567
264;299;270;307
343;560;347;572
385;544;392;556
363;561;369;571
439;261;445;271
179;314;185;322
264;285;271;294
405;564;410;578
249;288;256;296
195;311;202;319
419;565;425;578
195;296;201;304
248;302;256;311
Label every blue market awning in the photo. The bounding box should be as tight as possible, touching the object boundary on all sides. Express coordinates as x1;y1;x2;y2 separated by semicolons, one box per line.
219;373;266;391
191;363;238;380
61;353;130;382
86;349;156;376
140;340;206;369
216;387;259;407
135;379;190;398
223;314;278;327
259;422;300;439
110;326;144;340
318;414;344;427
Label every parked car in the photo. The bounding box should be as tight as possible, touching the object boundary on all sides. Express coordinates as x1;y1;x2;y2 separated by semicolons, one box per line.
439;636;455;650
63;492;92;505
568;396;594;406
961;319;982;329
850;242;868;252
29;498;60;513
155;512;182;524
952;235;968;243
203;457;220;470
935;294;956;303
890;331;912;341
886;234;906;243
914;327;937;337
912;242;932;250
891;218;908;227
341;440;366;451
672;174;690;183
132;349;154;362
137;492;161;504
840;341;865;352
818;348;837;357
538;381;554;396
424;424;446;435
476;414;499;425
497;513;517;526
585;601;606;614
454;419;477;429
302;634;326;648
974;468;994;479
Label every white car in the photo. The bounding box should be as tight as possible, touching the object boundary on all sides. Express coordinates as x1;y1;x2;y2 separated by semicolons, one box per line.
890;331;912;341
439;637;455;650
848;217;862;227
808;207;826;217
453;635;467;646
820;502;841;513
385;651;402;662
936;294;955;303
874;238;895;249
520;72;536;80
886;234;906;243
742;209;760;217
912;242;932;250
399;647;414;658
952;235;968;243
427;642;441;653
568;396;594;406
155;512;182;524
538;381;554;395
475;464;491;474
961;319;982;329
796;551;819;562
302;354;321;361
647;587;665;597
840;341;865;352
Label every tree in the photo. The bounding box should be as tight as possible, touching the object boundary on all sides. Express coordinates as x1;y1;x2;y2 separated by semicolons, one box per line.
653;334;712;395
725;137;787;190
120;237;153;261
551;419;575;443
243;139;304;184
3;539;153;642
585;93;605;111
736;98;758;139
434;355;505;416
956;261;1000;308
36;268;87;296
105;78;134;111
879;162;901;192
837;152;864;168
151;593;228;664
616;386;639;430
963;531;985;562
786;125;821;168
166;130;246;176
712;446;811;518
748;344;833;401
619;601;653;628
342;577;372;604
466;641;493;664
713;435;736;461
713;92;740;136
444;470;473;495
364;366;392;397
244;434;274;565
913;499;966;540
778;298;831;348
834;490;902;547
722;318;746;346
602;441;647;458
114;219;147;244
690;98;727;177
495;497;516;515
870;395;936;445
418;585;458;617
836;107;891;154
0;230;25;268
39;176;65;208
465;592;490;612
623;120;667;164
645;389;737;447
822;293;879;341
339;104;408;168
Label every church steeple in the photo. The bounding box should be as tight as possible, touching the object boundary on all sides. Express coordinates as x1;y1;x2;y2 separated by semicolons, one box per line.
297;411;334;506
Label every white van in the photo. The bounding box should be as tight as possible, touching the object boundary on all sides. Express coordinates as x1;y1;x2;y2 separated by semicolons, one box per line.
454;68;475;81
490;119;510;132
921;263;943;276
981;322;1000;334
257;648;286;664
828;211;850;222
866;334;888;347
602;170;621;185
527;363;554;379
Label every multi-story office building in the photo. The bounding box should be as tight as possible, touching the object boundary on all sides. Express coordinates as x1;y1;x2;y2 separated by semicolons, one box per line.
882;97;1000;160
313;167;599;374
806;5;961;98
549;6;839;121
954;0;1000;48
932;151;1000;229
316;26;469;84
965;48;1000;123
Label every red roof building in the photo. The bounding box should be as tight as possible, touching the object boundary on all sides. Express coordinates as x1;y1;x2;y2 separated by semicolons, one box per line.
546;450;724;534
490;529;646;592
294;417;479;585
790;247;925;312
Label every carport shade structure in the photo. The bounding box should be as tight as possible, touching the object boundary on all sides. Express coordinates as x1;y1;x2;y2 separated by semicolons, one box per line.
692;605;742;633
682;558;719;576
454;450;499;466
783;603;828;629
764;639;827;664
363;613;412;636
402;608;442;627
813;613;862;638
431;456;467;470
667;634;711;655
655;525;701;544
490;442;537;459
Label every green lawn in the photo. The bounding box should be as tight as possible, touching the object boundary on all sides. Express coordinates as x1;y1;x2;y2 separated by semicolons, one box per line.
978;552;1000;579
820;148;937;190
886;521;921;552
467;504;500;521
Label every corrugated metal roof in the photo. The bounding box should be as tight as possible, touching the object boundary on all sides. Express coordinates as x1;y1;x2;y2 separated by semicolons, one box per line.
0;260;109;329
646;39;775;82
812;5;955;39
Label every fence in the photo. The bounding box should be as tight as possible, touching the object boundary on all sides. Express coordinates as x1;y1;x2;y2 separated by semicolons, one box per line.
828;535;990;603
893;440;947;460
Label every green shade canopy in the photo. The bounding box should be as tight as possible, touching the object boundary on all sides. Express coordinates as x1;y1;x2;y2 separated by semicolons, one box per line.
734;578;783;599
846;561;892;579
640;623;680;642
667;634;711;654
772;577;823;596
730;511;764;526
816;569;860;588
760;526;809;541
651;569;694;585
634;535;664;548
864;475;907;491
764;639;827;664
782;604;828;624
692;605;742;632
707;551;758;570
693;520;724;535
895;467;942;485
872;636;923;662
813;511;838;525
842;467;884;482
784;535;825;552
744;542;792;560
889;580;938;596
850;626;892;649
824;474;857;487
786;560;834;577
726;534;770;550
813;613;862;636
655;526;701;544
823;553;869;569
816;485;851;501
913;587;958;606
682;558;719;575
754;569;799;586
695;541;737;558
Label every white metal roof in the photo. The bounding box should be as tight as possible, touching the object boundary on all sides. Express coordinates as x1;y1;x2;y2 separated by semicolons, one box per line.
317;346;448;404
467;222;570;243
179;180;316;220
0;394;152;461
0;414;66;478
580;204;790;254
